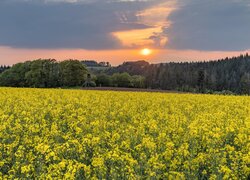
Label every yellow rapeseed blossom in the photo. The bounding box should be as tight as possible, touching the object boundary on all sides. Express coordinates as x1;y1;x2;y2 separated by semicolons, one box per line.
0;88;249;179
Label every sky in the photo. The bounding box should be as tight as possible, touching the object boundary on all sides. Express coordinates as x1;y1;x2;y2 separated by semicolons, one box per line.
0;0;250;65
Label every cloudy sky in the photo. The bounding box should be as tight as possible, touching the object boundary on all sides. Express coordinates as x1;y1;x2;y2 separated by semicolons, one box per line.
0;0;250;65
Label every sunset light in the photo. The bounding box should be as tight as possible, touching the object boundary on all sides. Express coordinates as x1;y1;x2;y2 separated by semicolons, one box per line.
141;48;152;56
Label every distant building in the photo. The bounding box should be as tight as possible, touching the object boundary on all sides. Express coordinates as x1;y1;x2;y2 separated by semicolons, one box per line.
83;73;96;87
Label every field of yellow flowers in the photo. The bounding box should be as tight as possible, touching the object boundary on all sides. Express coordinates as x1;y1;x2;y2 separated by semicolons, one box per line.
0;88;249;179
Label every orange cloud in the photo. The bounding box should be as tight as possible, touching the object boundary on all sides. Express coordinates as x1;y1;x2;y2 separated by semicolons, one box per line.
112;1;176;48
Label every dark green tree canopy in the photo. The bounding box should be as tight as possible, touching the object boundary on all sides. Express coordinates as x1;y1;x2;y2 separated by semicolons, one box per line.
59;60;87;87
0;59;87;88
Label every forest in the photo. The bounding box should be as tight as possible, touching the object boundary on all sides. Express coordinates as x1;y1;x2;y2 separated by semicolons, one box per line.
107;54;250;94
1;54;250;94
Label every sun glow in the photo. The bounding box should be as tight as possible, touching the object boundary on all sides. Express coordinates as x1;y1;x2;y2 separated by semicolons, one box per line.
141;48;152;56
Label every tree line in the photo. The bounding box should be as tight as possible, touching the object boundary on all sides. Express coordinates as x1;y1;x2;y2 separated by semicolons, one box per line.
146;54;250;94
0;59;87;88
95;73;145;88
0;59;145;88
107;54;250;94
1;54;250;94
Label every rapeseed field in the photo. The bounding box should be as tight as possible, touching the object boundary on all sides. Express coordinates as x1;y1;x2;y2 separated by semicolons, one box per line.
0;88;249;179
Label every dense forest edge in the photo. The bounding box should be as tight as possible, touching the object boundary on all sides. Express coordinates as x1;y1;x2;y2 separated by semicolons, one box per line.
1;53;250;95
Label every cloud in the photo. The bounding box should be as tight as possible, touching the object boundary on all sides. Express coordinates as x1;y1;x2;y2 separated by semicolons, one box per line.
3;0;250;52
0;0;165;50
164;0;250;51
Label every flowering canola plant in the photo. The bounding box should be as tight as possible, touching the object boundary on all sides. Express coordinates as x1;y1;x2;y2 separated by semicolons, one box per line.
0;88;249;179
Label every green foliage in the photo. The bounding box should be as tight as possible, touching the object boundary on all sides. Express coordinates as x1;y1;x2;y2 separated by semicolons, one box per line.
131;75;145;88
59;60;87;87
240;73;250;94
103;54;250;94
25;59;59;88
141;54;250;94
0;59;87;88
0;62;31;87
112;73;132;87
96;74;112;87
95;73;145;88
0;65;10;74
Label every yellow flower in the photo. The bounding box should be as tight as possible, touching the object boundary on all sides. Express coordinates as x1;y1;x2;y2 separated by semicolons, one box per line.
0;88;249;179
92;157;104;167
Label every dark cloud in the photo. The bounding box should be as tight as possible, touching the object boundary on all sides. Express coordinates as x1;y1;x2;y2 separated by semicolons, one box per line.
165;0;250;51
0;0;159;49
4;0;249;51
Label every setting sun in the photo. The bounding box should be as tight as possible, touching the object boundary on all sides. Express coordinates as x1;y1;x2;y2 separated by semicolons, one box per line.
141;48;152;56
